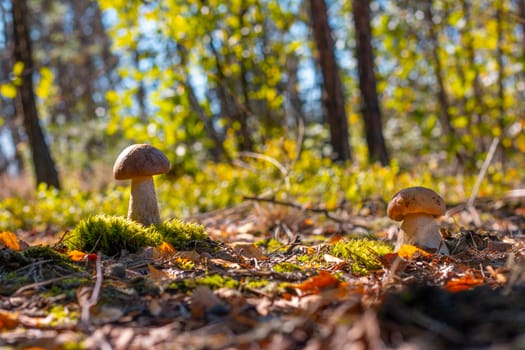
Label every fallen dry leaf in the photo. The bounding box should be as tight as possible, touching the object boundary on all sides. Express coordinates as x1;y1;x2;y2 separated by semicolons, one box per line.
175;250;201;261
147;264;171;281
228;242;266;260
445;273;484;292
0;231;20;251
397;244;431;259
153;242;176;259
0;310;19;330
190;286;226;319
294;271;341;295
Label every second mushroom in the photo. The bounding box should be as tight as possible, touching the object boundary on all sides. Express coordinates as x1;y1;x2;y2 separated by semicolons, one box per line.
113;144;171;226
387;186;449;254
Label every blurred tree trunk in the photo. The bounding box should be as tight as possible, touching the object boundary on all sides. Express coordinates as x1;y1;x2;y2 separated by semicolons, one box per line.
460;0;485;150
309;0;351;162
177;43;229;161
352;0;389;165
11;0;60;189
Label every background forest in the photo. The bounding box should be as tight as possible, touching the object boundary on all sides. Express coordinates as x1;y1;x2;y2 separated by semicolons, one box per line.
0;0;523;232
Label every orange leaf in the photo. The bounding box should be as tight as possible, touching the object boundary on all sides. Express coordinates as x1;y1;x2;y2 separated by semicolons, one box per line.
445;274;484;292
397;244;431;259
67;250;88;262
329;234;343;244
0;231;20;251
0;310;19;330
152;242;176;259
294;271;340;294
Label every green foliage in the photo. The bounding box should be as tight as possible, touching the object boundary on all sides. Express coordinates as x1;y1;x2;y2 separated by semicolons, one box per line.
330;238;393;275
0;141;520;234
65;215;162;255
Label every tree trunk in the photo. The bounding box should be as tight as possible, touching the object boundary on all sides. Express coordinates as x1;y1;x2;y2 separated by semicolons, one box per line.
11;0;60;189
352;0;389;165
177;43;230;162
309;0;351;162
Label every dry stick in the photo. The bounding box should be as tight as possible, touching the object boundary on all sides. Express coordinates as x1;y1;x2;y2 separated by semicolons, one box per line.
466;137;500;226
80;253;103;325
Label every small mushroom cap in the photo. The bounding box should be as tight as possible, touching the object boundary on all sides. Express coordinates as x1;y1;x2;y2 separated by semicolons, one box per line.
387;186;446;221
113;144;170;180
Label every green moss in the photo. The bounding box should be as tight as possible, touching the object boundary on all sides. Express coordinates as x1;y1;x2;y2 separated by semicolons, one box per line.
65;215;162;255
273;261;302;273
154;219;208;250
254;238;287;253
65;215;208;256
330;238;393;275
47;305;79;327
195;274;239;290
243;278;269;290
166;273;239;293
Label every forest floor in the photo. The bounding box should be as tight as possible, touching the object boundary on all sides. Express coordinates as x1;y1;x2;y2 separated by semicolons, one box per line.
0;192;524;350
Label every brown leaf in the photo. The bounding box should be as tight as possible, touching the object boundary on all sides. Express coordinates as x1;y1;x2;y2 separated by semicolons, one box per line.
228;242;266;260
190;286;225;319
174;250;201;261
147;264;171;281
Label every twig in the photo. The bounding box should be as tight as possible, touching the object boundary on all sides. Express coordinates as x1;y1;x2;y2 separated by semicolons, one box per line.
467;136;500;209
13;274;81;296
239;151;291;189
79;253;103;326
466;136;500;227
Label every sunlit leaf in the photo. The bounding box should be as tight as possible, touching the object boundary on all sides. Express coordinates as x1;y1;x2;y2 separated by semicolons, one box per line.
0;231;20;251
397;244;431;259
0;310;19;330
445;274;484;292
0;83;17;98
294;271;340;295
67;250;88;261
152;241;176;259
13;61;24;76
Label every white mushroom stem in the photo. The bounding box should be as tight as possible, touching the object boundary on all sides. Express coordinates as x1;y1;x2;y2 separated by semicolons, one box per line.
397;213;449;254
128;176;161;226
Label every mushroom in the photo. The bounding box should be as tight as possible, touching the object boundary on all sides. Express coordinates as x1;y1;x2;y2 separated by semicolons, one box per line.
387;186;449;254
113;144;170;226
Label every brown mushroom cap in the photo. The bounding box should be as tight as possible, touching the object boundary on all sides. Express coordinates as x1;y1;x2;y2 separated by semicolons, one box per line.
113;144;170;180
387;186;446;221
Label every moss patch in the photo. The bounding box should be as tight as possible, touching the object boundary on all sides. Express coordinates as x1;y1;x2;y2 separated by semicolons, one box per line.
65;215;162;255
155;219;208;250
65;215;209;256
330;238;393;275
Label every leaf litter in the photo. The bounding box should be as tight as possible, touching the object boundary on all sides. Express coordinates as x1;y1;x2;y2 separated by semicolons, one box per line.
0;195;524;349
